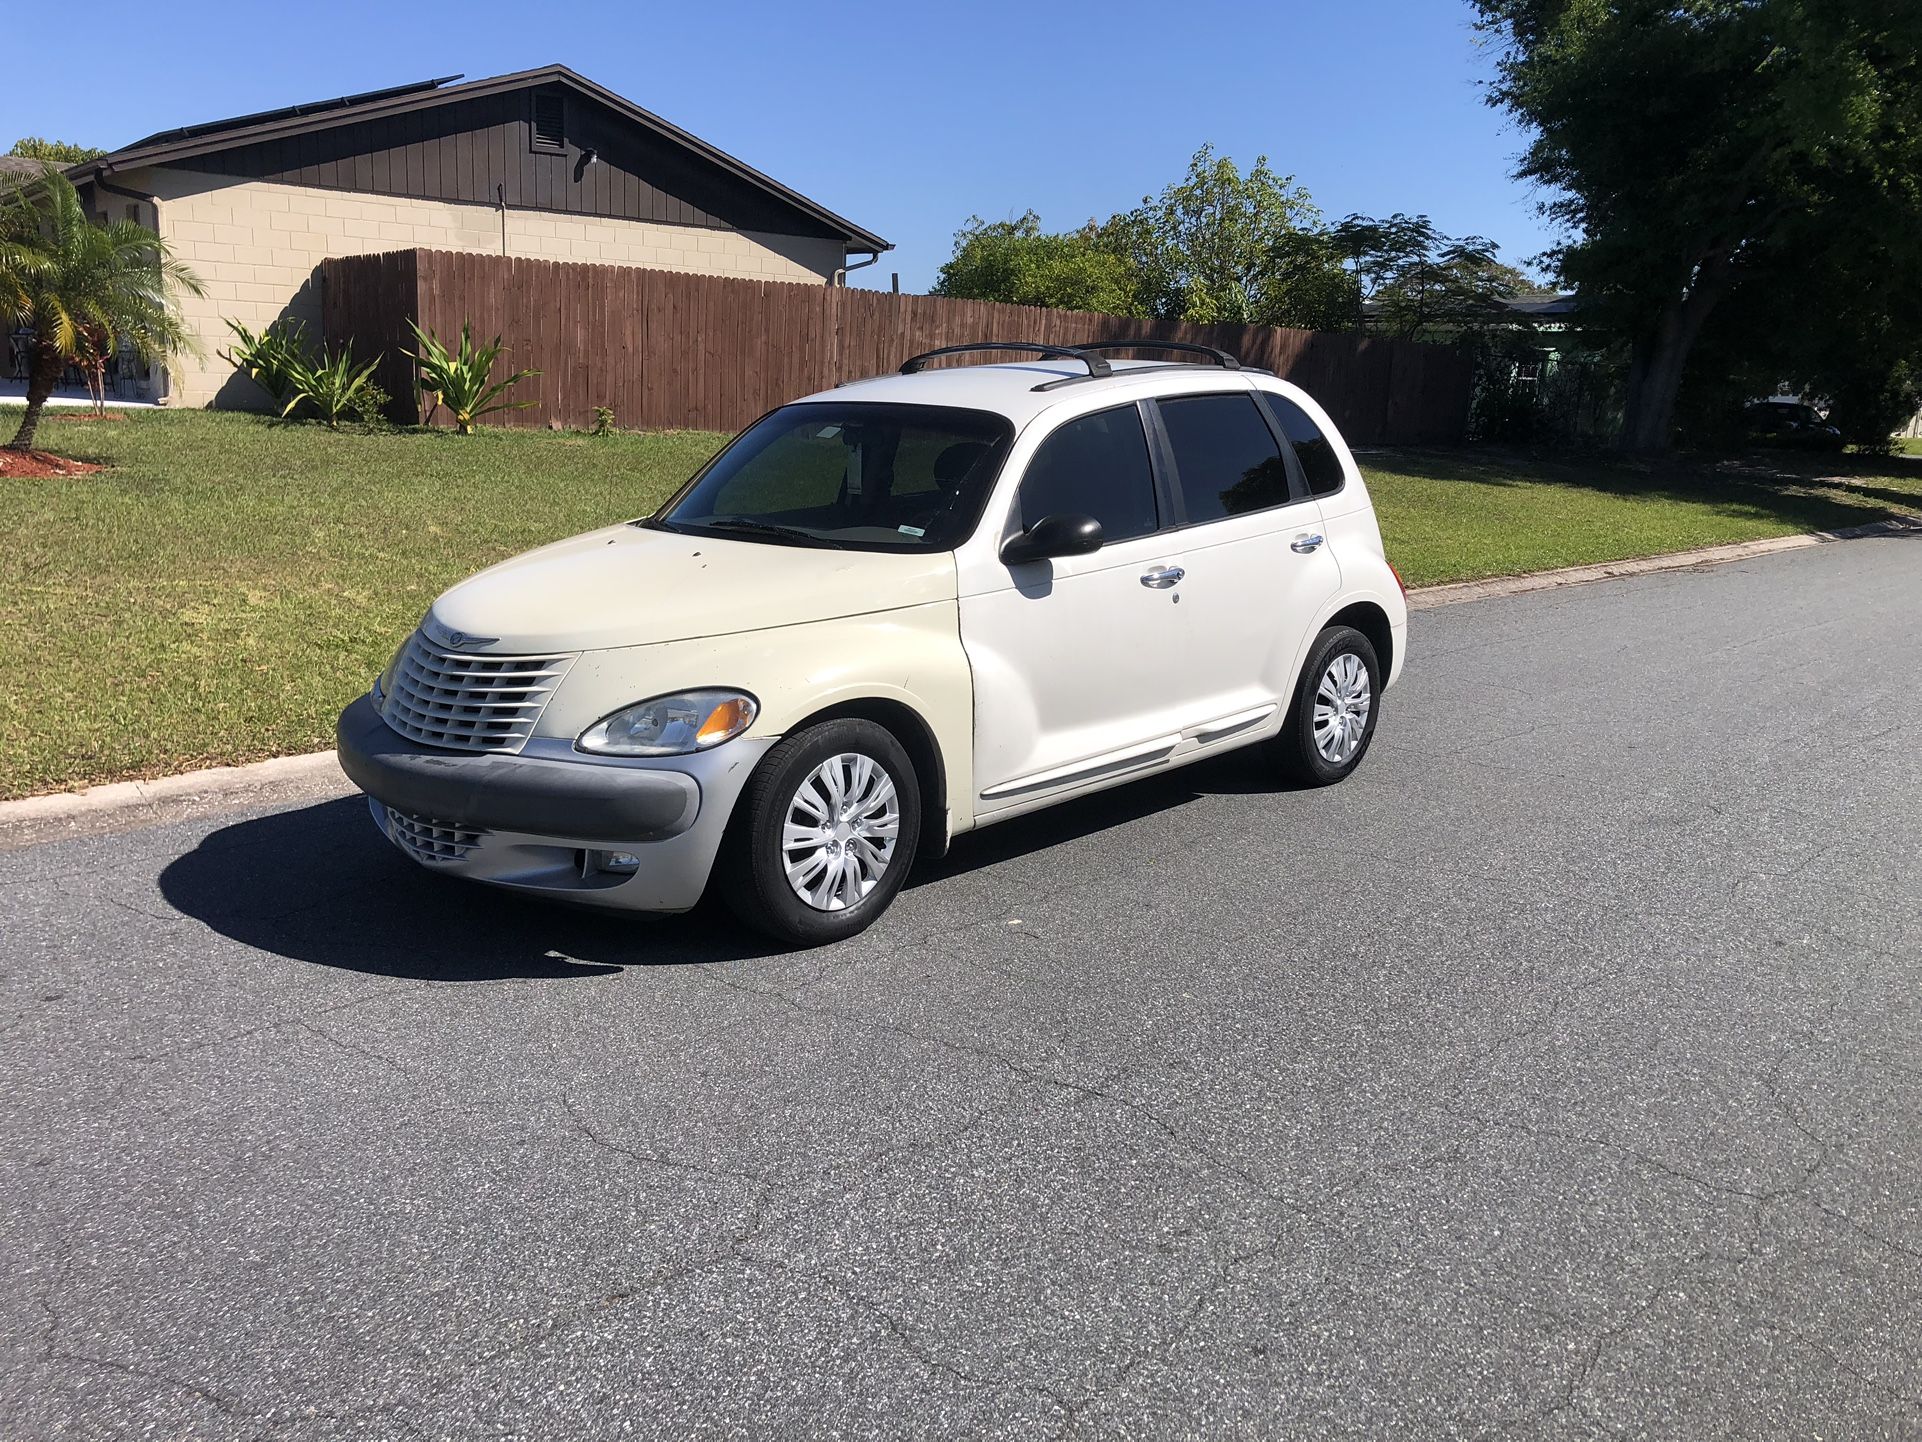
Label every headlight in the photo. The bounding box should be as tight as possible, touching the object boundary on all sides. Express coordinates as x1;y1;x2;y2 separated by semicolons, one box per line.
373;640;405;703
577;689;759;757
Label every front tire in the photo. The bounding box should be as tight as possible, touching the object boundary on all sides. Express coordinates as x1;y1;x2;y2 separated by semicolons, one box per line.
1272;625;1382;786
717;718;921;945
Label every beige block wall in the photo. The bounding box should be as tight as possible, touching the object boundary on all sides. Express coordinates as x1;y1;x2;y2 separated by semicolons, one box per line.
127;167;847;407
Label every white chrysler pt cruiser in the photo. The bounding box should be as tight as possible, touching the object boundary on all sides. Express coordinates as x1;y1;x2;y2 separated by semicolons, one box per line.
338;342;1409;945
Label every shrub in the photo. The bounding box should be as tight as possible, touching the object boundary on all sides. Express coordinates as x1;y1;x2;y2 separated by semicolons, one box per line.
1824;359;1922;453
219;318;310;408
409;321;539;434
592;405;616;437
285;342;383;431
352;380;394;430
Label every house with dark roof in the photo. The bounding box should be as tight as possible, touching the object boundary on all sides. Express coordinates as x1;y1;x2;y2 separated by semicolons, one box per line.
0;156;46;189
65;67;890;408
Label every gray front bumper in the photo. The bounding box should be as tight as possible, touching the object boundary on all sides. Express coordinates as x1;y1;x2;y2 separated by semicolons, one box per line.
337;694;700;842
336;694;772;913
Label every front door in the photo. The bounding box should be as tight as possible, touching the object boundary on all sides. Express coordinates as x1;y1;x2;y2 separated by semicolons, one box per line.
959;401;1191;808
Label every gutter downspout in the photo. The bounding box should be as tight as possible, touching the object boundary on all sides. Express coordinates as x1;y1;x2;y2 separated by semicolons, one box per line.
497;183;508;256
832;245;881;288
91;166;170;405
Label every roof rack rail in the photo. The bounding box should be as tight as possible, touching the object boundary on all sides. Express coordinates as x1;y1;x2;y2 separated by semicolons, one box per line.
899;343;1111;378
1072;340;1242;370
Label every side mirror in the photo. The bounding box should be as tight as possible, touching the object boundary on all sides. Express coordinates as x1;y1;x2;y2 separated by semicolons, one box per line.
999;512;1104;565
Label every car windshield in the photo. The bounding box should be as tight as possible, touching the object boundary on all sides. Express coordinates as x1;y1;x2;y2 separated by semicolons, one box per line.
650;402;1015;552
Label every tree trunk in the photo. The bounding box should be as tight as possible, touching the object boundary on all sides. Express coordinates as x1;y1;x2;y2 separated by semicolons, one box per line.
1617;261;1734;454
1619;324;1687;454
5;344;64;453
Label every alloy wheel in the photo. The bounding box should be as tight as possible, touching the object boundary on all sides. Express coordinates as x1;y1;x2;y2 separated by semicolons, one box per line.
781;752;901;911
1313;652;1372;764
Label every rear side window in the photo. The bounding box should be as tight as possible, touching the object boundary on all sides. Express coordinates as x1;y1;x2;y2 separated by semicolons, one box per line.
1263;393;1346;497
1156;393;1293;523
1016;404;1159;542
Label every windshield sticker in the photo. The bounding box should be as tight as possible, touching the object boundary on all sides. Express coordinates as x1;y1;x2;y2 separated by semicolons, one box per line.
898;525;926;537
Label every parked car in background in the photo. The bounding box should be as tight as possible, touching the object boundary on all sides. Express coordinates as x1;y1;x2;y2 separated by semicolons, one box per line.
338;342;1410;945
1743;398;1845;450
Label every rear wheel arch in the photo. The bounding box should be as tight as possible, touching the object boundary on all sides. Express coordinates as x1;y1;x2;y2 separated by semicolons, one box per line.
1324;600;1394;682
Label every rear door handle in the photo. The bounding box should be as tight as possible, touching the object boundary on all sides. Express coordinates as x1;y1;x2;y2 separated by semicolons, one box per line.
1291;533;1325;554
1140;565;1185;589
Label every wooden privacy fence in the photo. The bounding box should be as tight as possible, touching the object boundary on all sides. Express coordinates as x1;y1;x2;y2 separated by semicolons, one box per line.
321;249;1473;445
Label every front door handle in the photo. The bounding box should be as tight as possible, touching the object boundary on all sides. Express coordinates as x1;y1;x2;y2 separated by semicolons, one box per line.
1140;565;1185;589
1291;533;1325;554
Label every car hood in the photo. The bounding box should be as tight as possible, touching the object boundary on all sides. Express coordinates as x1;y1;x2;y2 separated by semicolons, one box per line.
427;524;958;654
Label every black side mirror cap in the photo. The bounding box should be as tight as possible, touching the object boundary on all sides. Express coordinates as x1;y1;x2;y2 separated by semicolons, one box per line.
999;513;1105;565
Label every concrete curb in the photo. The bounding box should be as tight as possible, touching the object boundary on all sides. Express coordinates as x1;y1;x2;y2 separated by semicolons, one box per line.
0;751;352;853
3;514;1916;850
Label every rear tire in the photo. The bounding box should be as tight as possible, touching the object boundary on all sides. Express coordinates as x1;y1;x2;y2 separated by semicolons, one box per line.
1271;625;1382;786
717;718;921;946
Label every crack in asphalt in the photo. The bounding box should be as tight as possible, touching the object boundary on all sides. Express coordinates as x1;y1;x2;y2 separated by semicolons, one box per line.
700;966;1323;1227
557;1093;768;1185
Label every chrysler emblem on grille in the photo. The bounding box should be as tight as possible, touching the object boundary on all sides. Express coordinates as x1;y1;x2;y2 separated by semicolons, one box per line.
431;624;499;650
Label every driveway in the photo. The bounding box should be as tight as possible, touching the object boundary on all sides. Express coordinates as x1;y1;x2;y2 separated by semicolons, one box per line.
4;535;1919;1440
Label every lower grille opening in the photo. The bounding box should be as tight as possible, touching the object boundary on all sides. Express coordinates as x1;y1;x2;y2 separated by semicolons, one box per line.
387;809;484;865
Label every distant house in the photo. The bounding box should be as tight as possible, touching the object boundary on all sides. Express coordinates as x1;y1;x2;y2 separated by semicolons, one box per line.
1493;292;1581;387
0;155;43;190
64;66;890;408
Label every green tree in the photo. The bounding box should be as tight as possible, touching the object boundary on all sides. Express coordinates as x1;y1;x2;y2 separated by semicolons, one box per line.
1108;146;1354;330
8;138;106;165
1332;212;1528;340
1473;0;1922;452
0;167;202;451
1679;180;1922;449
931;212;1141;315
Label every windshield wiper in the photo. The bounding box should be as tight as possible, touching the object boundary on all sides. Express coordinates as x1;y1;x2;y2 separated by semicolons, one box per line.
700;518;848;550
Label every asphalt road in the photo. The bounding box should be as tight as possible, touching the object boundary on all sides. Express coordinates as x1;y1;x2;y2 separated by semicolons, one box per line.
5;535;1921;1441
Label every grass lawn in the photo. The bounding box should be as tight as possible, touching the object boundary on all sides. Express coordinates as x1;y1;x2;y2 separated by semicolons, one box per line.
1364;446;1922;586
4;408;1920;798
2;412;723;799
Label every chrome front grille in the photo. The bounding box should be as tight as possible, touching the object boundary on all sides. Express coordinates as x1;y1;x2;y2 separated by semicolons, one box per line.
380;631;575;754
386;808;484;865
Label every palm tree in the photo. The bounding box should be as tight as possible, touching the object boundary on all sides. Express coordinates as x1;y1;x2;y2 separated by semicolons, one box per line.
0;165;202;452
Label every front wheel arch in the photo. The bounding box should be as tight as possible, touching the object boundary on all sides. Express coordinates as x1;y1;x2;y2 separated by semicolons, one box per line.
776;697;950;860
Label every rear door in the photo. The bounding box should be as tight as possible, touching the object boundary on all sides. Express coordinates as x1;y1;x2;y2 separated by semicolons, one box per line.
1144;389;1343;725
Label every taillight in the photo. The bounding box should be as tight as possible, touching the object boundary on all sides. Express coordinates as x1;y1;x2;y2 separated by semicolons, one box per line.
1387;561;1409;597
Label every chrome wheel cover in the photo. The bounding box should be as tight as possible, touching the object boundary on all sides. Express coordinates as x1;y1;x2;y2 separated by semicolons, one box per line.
1313;652;1372;764
782;752;901;911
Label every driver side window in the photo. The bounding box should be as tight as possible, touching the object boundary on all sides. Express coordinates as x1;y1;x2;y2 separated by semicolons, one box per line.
1014;404;1159;542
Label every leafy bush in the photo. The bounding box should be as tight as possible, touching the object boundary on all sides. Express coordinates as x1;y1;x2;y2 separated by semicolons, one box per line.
219;318;310;407
1469;367;1545;444
409;321;539;434
592;405;616;437
1822;359;1922;453
284;342;383;431
352;380;394;430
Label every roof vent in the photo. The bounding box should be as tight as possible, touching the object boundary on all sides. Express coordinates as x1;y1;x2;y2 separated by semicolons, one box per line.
531;93;565;152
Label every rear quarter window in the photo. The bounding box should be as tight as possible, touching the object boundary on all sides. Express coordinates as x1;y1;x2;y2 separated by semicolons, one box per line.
1261;392;1347;498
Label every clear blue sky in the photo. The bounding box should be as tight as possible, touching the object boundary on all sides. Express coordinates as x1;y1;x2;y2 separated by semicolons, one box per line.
4;0;1560;292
